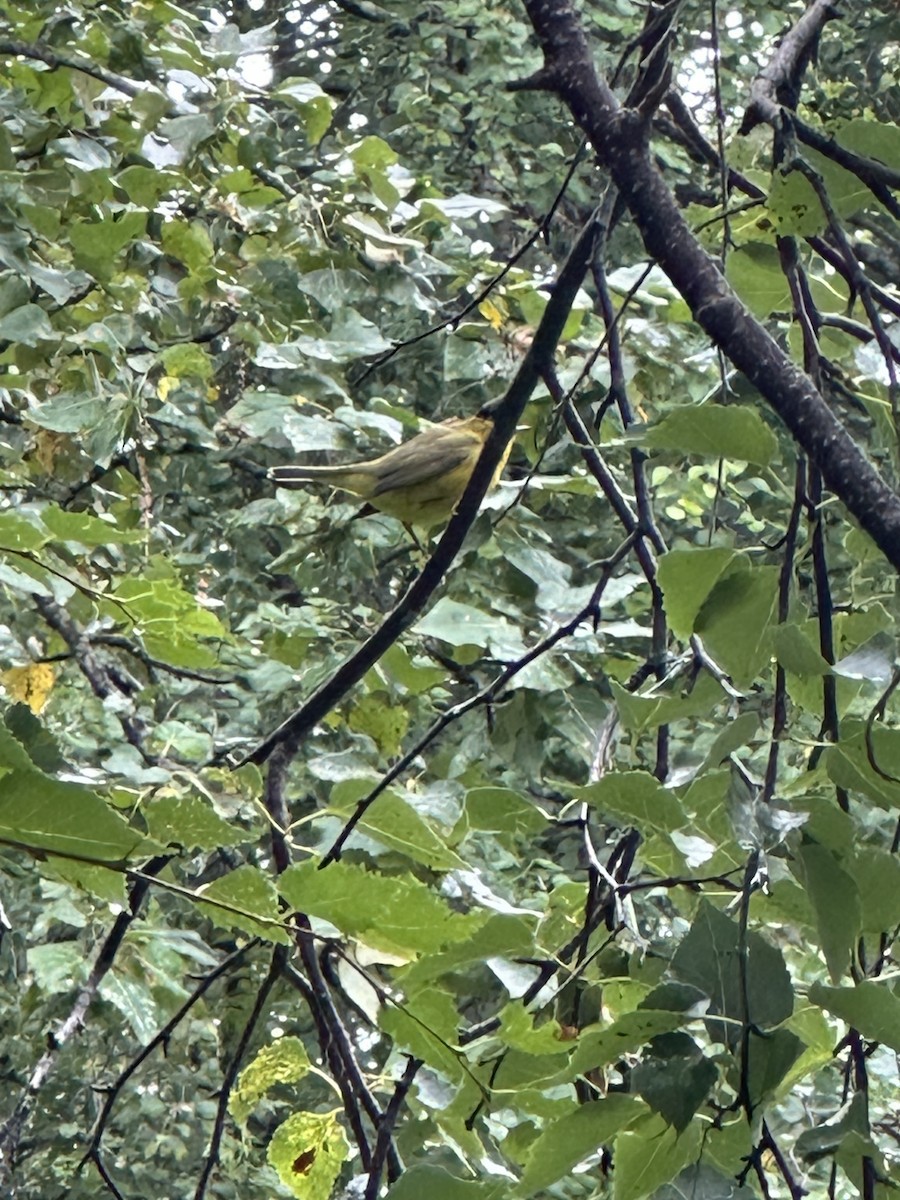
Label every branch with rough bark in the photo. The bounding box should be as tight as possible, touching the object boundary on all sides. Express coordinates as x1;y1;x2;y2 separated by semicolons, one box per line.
513;0;900;572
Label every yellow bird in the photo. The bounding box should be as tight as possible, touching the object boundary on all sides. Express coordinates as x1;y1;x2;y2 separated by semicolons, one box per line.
270;399;512;529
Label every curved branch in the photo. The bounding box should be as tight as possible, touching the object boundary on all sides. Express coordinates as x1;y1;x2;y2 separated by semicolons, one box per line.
193;946;285;1200
740;0;840;133
81;942;258;1186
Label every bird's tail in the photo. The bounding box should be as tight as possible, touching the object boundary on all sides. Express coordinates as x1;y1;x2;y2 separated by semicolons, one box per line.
269;464;370;495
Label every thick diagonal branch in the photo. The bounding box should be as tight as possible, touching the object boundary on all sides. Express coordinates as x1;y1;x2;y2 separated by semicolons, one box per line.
516;0;900;571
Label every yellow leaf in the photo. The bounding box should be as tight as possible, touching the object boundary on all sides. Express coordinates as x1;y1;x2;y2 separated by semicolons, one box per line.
268;1110;348;1199
2;662;55;713
33;430;70;473
157;375;178;401
479;298;505;331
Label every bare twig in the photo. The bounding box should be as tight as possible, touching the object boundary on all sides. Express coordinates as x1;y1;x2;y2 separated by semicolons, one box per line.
194;946;285;1200
319;532;637;866
80;942;258;1186
0;857;170;1188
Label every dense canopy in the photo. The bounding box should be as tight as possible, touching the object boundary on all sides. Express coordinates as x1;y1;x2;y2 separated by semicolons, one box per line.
1;1;900;1198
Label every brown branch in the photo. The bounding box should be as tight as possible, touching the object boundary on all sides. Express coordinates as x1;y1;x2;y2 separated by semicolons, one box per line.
739;0;840;134
80;942;258;1187
34;595;150;756
515;0;900;571
363;1058;419;1198
194;946;285;1200
0;39;172;111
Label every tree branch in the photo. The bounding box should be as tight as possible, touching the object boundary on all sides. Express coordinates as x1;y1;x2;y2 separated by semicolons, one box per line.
739;0;841;134
515;0;900;570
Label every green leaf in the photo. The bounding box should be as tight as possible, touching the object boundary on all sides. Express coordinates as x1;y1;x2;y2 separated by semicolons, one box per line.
349;134;398;169
27;942;86;993
694;563;779;686
25;392;108;434
230;1037;311;1125
769;151;870;237
614;1115;702;1200
642;405;778;467
0;512;49;552
347;693;409;756
29;261;91;305
0;559;53;598
161;218;214;273
654;1164;758;1200
724;243;792;317
196;865;289;943
795;1092;869;1163
386;1166;500;1200
158;113;215;162
0;728;146;862
631;1033;717;1131
381;643;448;694
117;165;179;205
274;77;334;145
746;1026;804;1107
697;712;760;773
809;981;900;1052
612;673;725;733
854;847;900;934
160;342;212;380
105;577;228;668
499;1003;570;1055
279;861;475;954
399;914;537;993
671;900;793;1043
568;1012;686;1078
49;858;126;905
267;1110;348;1200
379;987;463;1079
834;118;900;169
144;794;246;851
0;303;56;345
773;623;832;678
824;721;900;809
69;211;147;279
462;787;547;837
41;504;143;546
256;310;392;366
577;771;686;833
329;787;466;871
795;842;861;982
413;599;526;657
100;969;161;1042
657;549;738;640
513;1095;645;1197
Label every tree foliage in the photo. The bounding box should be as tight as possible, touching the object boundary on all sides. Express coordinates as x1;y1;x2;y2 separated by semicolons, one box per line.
1;0;899;1197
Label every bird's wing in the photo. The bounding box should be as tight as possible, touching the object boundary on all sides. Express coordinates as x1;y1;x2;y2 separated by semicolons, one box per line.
369;426;481;496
